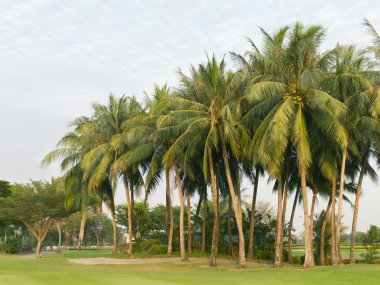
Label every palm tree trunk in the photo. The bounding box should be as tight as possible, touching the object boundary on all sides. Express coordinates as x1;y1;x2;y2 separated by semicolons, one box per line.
336;150;347;264
280;170;289;261
350;148;369;264
77;209;86;251
320;197;332;265
248;168;259;259
124;181;133;256
57;222;62;253
331;179;338;265
208;150;219;267
219;127;246;268
173;161;188;262
201;192;207;253
166;168;174;256
187;190;192;253
228;194;233;256
300;163;315;268
288;188;299;264
109;198;118;255
274;176;284;268
309;191;317;253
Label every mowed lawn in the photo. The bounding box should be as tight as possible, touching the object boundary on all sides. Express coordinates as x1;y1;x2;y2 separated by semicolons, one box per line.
0;250;379;285
291;246;367;260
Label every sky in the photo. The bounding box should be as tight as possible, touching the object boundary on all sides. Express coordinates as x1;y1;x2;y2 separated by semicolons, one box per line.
0;0;379;234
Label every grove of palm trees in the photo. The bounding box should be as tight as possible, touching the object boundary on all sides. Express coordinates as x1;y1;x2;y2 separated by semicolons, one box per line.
1;7;380;284
39;21;380;267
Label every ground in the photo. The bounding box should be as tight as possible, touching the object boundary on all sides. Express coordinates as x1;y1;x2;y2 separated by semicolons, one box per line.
0;249;379;285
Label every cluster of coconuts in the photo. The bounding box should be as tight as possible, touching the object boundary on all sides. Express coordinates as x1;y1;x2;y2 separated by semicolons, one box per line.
282;90;302;104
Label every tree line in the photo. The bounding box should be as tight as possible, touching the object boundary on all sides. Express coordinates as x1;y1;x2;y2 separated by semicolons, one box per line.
4;21;380;268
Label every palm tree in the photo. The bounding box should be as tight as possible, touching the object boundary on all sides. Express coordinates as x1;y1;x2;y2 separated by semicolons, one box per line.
113;85;176;256
42;116;94;251
82;95;144;255
243;23;348;268
363;19;380;59
158;55;247;267
327;45;376;263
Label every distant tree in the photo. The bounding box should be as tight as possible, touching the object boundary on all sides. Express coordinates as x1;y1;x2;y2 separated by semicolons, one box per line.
360;225;380;263
0;180;75;257
0;180;11;198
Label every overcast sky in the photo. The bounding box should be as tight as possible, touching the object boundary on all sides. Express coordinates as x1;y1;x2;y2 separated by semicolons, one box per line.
0;0;379;233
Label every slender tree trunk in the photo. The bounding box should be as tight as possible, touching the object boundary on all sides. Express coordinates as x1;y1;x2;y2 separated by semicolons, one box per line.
109;198;118;255
36;238;43;258
219;127;246;268
288;188;299;264
280;170;289;262
166;169;174;256
98;200;103;215
320;197;332;266
274;176;284;268
350;149;369;264
336;151;347;264
187;191;192;253
208;150;219;267
201;192;207;253
124;181;133;256
77;210;86;251
173;161;188;262
165;181;169;239
96;233;100;247
131;184;135;239
228;194;233;256
248;169;259;259
309;191;317;253
57;222;62;253
331;179;338;265
300;163;315;268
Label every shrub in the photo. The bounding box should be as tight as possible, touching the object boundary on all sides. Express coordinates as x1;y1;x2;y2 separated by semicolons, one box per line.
343;259;350;264
323;257;332;266
139;239;162;252
0;238;22;254
256;250;274;260
148;244;167;255
291;256;302;265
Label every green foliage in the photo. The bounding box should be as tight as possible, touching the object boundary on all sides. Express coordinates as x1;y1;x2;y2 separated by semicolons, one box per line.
0;237;22;254
138;239;162;252
0;180;11;198
360;225;380;263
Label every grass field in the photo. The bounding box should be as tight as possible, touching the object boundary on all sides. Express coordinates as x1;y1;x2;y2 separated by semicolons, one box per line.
0;249;379;285
291;247;367;260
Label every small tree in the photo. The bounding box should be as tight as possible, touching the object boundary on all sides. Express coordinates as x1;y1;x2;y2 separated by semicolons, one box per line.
0;180;75;257
361;225;380;263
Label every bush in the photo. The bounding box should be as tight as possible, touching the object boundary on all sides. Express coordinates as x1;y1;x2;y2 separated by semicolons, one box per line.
0;238;22;254
118;243;129;253
323;257;332;265
291;256;302;265
138;239;162;252
256;250;274;260
148;244;167;255
343;259;350;264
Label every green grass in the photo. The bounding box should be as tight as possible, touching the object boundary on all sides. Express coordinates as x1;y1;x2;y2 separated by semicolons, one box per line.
0;249;379;284
291;247;367;260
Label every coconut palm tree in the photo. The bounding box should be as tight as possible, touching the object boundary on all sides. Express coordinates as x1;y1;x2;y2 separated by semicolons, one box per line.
157;55;247;267
81;95;144;255
243;23;348;268
42;116;95;251
326;45;377;263
363;18;380;59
